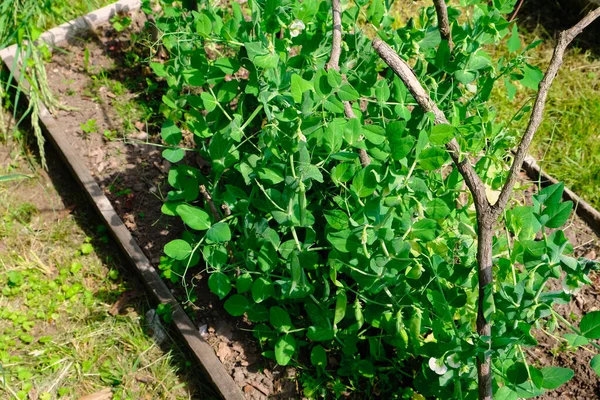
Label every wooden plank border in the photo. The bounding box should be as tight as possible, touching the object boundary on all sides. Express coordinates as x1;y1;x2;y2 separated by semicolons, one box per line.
0;2;244;399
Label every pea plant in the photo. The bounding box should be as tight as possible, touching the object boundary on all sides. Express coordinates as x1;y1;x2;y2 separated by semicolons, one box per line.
147;0;600;398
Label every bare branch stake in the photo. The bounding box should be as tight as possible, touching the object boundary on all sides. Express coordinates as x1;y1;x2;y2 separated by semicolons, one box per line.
433;0;452;49
372;7;600;400
327;0;370;167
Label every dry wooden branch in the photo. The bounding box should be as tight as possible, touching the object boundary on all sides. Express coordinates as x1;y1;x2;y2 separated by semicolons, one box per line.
371;38;488;212
433;0;452;49
326;0;342;72
200;184;224;222
327;0;371;167
492;7;600;217
372;7;600;399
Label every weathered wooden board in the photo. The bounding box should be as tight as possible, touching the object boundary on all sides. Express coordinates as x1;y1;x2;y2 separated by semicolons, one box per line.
0;2;244;399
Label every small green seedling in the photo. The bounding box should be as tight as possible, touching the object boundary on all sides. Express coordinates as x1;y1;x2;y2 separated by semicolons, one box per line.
103;129;117;141
110;14;132;32
80;119;98;136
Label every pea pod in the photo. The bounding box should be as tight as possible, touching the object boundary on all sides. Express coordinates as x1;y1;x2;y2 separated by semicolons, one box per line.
395;310;408;350
408;307;422;350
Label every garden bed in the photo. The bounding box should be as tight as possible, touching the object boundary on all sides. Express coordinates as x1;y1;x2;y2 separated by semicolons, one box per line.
41;13;298;400
0;1;289;399
3;1;600;399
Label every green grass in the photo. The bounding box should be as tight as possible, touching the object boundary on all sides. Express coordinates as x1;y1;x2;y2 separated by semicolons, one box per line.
0;151;208;400
491;27;600;208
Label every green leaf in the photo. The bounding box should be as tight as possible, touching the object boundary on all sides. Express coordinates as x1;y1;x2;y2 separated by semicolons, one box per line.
252;277;275;303
357;359;375;378
327;68;342;88
164;239;192;260
307;326;335;341
150;62;167;77
425;199;451;219
580;311;600;339
455;70;477;85
563;333;588;347
270;306;292;332
201;92;218;112
367;0;384;25
483;284;495;321
236;273;253;293
410;219;438;241
418;147;448;170
161;120;182;145
274;335;296;367
223;294;248;316
328;229;361;253
590;354;600;377
389;136;415;160
324;95;345;113
429;124;456;145
208;272;231;299
310;345;327;367
508;24;521;53
291;74;313;103
324;210;349;230
495;386;518;400
194;12;212;37
176;204;211;230
257;242;278;272
540;366;574;390
206;222;231;242
362;124;386;145
182;69;205;86
337;83;360;101
7;271;23;286
351;167;377;198
521;64;544;90
540;201;572;228
214;57;239;74
254;53;279;69
343;118;361;146
535;182;565;207
467;54;491;71
504;78;517;101
162;148;185;163
258;167;285;185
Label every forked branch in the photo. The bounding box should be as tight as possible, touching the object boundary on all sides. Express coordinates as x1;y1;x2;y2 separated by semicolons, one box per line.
372;38;488;213
372;6;600;400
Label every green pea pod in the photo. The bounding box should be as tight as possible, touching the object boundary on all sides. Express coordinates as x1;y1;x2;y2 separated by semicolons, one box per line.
395;310;408;350
354;298;364;330
408;307;422;350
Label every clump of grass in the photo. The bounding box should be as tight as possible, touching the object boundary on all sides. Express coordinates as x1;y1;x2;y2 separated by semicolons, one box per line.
0;160;209;399
491;26;600;208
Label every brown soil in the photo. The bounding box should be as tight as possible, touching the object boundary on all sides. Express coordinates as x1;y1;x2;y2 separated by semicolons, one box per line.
38;8;600;400
42;9;295;399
